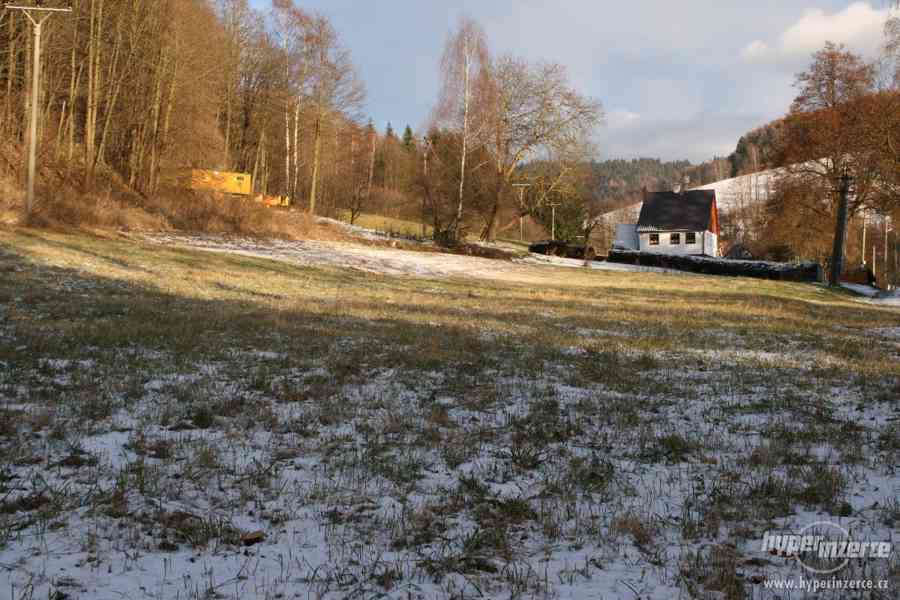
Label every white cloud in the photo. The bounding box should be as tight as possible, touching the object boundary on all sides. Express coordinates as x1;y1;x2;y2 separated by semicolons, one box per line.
742;2;889;65
607;109;641;130
282;1;893;161
600;112;769;163
740;40;772;62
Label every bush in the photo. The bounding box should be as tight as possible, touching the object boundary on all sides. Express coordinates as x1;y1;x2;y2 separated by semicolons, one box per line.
608;249;823;282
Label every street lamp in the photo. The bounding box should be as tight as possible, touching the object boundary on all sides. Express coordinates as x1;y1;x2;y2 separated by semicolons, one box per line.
511;183;530;241
4;2;73;216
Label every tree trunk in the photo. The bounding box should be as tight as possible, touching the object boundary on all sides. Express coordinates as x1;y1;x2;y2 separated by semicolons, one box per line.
4;16;16;135
366;127;376;202
145;46;166;194
223;89;232;168
94;17;124;172
85;0;105;185
261;141;269;195
482;170;503;242
829;176;852;286
292;100;301;201
155;48;179;194
284;98;291;197
455;38;471;239
65;7;82;163
56;101;67;155
23;21;31;142
309;111;322;214
252;130;264;194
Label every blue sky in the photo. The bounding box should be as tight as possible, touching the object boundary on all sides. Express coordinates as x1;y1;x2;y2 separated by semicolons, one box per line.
250;1;893;162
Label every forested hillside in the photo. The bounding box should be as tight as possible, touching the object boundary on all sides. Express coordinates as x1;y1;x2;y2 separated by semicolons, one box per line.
588;158;690;211
0;0;372;227
0;3;605;243
587;120;784;216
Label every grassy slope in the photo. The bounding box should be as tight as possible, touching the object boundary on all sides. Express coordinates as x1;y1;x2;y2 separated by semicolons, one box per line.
340;212;433;237
0;228;898;599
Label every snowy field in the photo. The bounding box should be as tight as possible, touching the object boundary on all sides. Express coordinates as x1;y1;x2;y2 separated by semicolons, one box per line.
0;228;898;599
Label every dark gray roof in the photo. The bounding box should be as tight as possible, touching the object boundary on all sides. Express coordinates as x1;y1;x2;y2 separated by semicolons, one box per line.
637;190;716;232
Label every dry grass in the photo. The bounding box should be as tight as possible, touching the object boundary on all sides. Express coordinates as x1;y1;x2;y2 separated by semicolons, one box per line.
25;184;334;240
341;211;433;238
0;155;339;240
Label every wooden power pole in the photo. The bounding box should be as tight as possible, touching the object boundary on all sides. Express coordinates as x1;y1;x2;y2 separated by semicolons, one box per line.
5;2;73;216
828;173;853;287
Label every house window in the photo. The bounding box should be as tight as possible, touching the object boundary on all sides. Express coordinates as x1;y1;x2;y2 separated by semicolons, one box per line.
649;234;659;246
670;233;681;245
686;232;696;245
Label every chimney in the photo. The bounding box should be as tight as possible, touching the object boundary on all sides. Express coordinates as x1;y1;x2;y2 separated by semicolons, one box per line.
674;175;690;194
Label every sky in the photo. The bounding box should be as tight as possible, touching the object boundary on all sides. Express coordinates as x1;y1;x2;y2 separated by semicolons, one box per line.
249;1;894;163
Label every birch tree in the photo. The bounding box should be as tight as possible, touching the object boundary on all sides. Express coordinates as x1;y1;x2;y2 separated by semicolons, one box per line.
432;17;490;240
271;0;310;201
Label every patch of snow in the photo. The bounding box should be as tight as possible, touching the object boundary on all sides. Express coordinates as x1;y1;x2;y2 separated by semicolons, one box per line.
39;358;96;370
139;232;687;283
841;282;880;297
561;346;588;357
522;253;687;275
870;288;900;306
842;284;900;307
870;326;900;340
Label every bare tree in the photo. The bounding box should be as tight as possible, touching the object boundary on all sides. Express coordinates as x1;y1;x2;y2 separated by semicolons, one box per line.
218;0;256;169
479;56;603;240
304;14;365;215
883;12;900;88
271;0;310;203
432;17;490;240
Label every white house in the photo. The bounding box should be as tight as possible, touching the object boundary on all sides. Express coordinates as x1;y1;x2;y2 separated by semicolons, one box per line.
615;190;720;257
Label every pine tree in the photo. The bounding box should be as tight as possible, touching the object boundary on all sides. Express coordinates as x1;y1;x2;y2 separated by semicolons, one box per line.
385;122;396;139
402;125;415;151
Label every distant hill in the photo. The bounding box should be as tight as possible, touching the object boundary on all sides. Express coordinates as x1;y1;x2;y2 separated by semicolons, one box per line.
592;118;783;213
684;119;784;188
727;120;784;176
590;158;691;211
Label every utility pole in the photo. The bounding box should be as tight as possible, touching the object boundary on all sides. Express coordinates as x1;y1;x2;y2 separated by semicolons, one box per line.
872;244;876;282
5;2;73;217
828;172;852;287
421;136;431;239
550;202;561;241
512;183;530;242
861;212;867;266
884;216;890;287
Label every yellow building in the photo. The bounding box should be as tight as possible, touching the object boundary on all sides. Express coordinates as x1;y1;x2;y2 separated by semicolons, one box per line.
188;170;252;196
255;195;291;208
